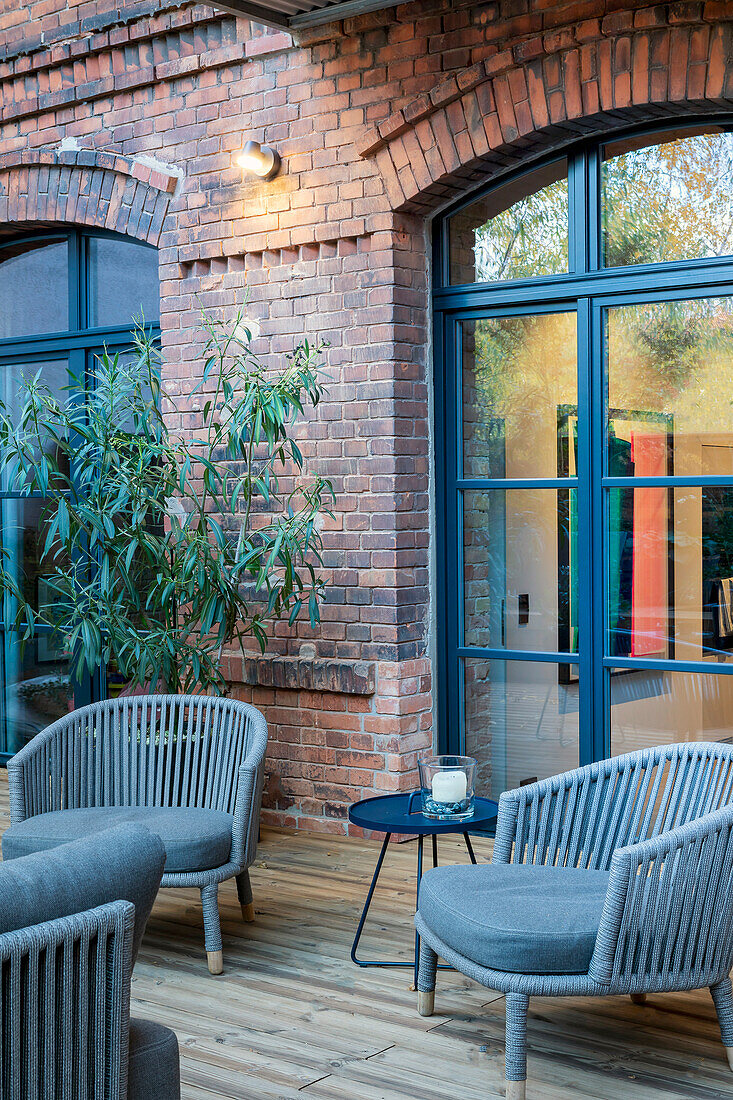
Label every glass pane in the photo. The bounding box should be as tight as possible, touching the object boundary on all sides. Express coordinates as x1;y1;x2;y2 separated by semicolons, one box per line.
462;313;577;480
0;359;69;487
603;128;733;267
449;160;568;285
0;633;72;755
0;358;68;424
610;668;733;756
463;488;576;654
464;657;578;801
0;498;71;619
0;238;68;338
606;298;733;477
607;485;733;663
88;237;159;328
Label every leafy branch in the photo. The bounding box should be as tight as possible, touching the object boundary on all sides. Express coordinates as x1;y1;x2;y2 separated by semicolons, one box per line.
0;311;334;695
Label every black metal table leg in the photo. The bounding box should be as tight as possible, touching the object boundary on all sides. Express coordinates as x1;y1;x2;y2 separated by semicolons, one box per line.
413;834;424;988
349;794;497;976
352;832;435;971
351;831;396;967
351;825;483;974
464;832;477;864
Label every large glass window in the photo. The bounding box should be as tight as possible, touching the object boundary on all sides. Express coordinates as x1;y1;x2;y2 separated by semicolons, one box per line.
602;128;733;268
449;160;569;285
87;236;160;328
436;122;733;797
0;229;159;760
0;239;68;338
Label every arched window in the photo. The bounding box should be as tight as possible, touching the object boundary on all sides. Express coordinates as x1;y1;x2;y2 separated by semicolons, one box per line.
0;229;159;760
434;123;733;798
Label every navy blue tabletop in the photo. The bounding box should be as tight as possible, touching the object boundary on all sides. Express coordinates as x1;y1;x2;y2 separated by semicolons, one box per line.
348;792;498;835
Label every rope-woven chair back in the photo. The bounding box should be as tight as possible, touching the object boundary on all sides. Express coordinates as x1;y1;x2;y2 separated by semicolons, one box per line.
23;695;263;815
0;902;131;1100
511;742;733;871
589;800;733;989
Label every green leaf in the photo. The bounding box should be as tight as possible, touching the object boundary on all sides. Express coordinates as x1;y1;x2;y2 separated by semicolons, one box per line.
208;515;226;548
288;598;302;626
0;313;332;694
57;498;69;541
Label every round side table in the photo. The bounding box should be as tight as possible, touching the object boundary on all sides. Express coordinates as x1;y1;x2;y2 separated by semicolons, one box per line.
348;792;498;987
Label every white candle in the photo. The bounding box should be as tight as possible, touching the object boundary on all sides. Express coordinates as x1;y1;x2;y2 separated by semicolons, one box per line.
431;770;467;803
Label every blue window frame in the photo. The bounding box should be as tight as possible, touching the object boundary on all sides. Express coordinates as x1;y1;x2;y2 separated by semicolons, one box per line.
0;228;160;762
434;121;733;797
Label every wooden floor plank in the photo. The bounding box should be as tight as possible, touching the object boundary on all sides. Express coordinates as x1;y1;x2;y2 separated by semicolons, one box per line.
1;774;732;1098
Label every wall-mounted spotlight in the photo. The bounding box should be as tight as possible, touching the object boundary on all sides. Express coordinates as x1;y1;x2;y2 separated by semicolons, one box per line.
237;140;281;181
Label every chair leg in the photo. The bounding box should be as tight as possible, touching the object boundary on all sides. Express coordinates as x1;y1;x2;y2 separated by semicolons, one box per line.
416;940;438;1017
630;993;647;1005
201;883;223;975
711;977;733;1070
505;993;529;1100
236;868;255;922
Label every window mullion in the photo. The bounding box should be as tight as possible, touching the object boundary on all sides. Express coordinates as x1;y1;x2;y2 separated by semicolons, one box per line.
568;150;585;274
568;147;600;275
68;230;82;331
587;144;601;272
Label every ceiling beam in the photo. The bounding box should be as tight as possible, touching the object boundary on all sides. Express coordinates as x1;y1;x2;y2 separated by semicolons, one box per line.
213;0;395;30
212;1;292;30
290;0;395;26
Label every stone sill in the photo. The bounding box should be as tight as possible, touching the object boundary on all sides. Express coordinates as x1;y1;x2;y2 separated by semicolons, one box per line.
227;654;376;697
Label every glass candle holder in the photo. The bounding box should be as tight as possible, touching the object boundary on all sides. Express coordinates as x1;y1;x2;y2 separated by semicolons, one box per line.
418;755;476;820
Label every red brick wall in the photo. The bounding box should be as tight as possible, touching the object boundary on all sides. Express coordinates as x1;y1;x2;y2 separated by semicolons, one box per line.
0;0;731;831
361;3;733;211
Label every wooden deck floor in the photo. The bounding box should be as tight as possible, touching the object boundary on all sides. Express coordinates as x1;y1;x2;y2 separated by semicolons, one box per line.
2;779;733;1099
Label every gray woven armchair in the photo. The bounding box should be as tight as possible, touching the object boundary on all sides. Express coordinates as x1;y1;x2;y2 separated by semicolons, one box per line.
2;694;268;974
415;742;733;1100
0;822;180;1099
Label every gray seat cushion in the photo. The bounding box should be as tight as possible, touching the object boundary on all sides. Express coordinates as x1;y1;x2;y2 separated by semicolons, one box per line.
0;823;164;964
128;1018;181;1100
2;807;233;873
417;863;611;975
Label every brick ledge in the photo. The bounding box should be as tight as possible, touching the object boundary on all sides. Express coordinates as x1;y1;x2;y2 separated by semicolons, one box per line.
0;148;179;194
0;3;212;66
225;654;376;696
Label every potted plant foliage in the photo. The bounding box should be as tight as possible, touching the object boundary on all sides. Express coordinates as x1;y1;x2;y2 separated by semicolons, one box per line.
0;312;333;698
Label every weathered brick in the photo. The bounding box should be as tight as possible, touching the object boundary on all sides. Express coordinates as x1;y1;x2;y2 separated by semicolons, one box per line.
0;0;731;831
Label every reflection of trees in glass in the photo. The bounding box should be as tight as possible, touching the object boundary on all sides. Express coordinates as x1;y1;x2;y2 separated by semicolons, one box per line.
472;179;569;282
469;298;733;473
634;301;705;383
457;131;733;285
610;298;733;419
472;315;576;409
603;132;733;266
465;314;577;477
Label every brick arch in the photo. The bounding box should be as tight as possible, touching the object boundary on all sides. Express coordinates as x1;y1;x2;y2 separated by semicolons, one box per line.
0;148;179;244
358;18;733;214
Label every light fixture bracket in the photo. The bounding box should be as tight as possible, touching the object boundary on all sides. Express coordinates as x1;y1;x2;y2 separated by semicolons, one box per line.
238;140;281;181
